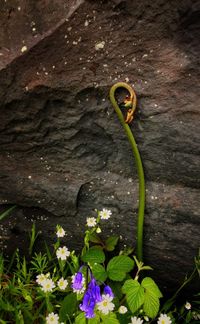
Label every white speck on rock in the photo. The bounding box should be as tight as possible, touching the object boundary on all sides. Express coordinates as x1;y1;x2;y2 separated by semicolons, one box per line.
95;41;105;51
125;77;129;83
84;20;89;27
21;46;27;53
67;27;72;31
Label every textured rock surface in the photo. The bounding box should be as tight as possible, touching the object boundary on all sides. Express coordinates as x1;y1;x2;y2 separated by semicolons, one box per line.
0;0;199;293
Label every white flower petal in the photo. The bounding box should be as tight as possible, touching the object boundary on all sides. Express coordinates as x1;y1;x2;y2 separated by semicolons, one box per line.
99;208;112;220
86;217;97;227
46;312;59;324
118;305;128;314
157;314;172;324
97;294;115;315
56;246;70;260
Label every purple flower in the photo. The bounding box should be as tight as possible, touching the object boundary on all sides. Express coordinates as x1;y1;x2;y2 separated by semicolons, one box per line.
104;285;114;298
80;291;96;318
88;278;102;302
71;272;85;293
79;277;102;318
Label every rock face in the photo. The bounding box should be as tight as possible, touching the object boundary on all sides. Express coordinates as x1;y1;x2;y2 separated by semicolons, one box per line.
0;0;199;293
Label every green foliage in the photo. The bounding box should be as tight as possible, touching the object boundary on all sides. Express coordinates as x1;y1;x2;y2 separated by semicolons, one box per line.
75;312;100;324
59;293;77;321
107;255;134;281
122;277;162;319
0;205;16;221
100;312;120;323
0;211;199;324
91;263;107;282
122;279;145;313
81;246;105;264
105;236;119;251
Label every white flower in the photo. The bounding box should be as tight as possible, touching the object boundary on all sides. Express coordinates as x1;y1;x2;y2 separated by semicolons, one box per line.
129;317;143;324
46;312;59;324
99;208;112;220
56;246;70;260
157;314;172;324
97;294;115;315
36;273;50;285
57;277;68;290
118;305;128;314
86;217;97;227
56;226;65;238
41;278;55;293
185;301;191;310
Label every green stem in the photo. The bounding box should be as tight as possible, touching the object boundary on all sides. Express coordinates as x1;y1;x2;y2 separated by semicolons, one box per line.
109;82;145;261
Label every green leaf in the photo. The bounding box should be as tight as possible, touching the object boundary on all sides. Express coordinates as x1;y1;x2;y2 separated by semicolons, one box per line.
107;270;126;281
0;299;15;312
122;278;139;293
101;312;120;324
141;277;163;298
122;279;145;313
89;233;102;244
109;281;123;300
88;316;100;324
91;263;107;282
59;293;77;321
75;313;100;324
0;206;16;221
82;246;105;264
105;236;119;251
140;266;153;271
143;291;160;319
75;313;86;324
107;256;134;281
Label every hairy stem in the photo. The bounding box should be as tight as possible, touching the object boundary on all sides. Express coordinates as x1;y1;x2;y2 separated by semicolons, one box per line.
109;82;145;261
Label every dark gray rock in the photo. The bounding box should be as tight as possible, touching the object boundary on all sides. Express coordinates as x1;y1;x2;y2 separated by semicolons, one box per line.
0;0;199;293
